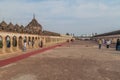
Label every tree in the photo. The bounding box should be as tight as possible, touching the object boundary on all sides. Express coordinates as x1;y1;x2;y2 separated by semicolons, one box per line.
66;33;70;36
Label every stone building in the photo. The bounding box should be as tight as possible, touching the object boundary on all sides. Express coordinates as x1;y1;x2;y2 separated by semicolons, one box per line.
0;16;43;34
0;16;73;54
0;16;62;36
93;30;120;43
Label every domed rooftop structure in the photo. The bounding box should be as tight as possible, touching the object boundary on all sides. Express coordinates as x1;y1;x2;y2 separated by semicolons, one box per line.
14;24;20;32
7;22;14;31
26;16;42;34
0;21;8;30
0;21;7;27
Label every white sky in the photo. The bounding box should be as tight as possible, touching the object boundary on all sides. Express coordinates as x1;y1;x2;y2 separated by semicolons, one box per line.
0;0;120;36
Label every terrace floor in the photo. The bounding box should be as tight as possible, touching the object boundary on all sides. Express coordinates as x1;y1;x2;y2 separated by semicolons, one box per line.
0;40;120;80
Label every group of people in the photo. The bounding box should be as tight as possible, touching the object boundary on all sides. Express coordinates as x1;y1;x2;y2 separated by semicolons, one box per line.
98;39;120;51
23;39;43;52
66;39;74;43
98;39;111;49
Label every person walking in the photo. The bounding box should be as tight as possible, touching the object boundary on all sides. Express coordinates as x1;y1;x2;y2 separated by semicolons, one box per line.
116;39;120;51
39;40;43;48
106;40;111;49
23;39;27;51
98;39;102;49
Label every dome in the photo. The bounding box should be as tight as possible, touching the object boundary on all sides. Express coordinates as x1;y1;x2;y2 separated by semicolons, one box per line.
6;22;14;31
26;17;42;34
0;21;7;27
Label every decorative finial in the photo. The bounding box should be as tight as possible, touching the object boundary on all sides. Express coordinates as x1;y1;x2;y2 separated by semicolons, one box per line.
33;13;35;19
2;17;5;21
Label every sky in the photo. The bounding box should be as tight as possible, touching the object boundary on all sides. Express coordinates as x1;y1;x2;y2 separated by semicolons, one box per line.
0;0;120;36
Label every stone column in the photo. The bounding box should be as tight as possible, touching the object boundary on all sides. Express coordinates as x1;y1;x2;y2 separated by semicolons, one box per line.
42;37;45;47
10;36;13;53
30;37;32;49
16;37;20;51
38;37;40;48
26;37;29;49
2;36;6;53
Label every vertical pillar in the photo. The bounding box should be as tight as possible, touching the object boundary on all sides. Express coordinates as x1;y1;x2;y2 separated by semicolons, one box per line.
43;37;45;47
34;37;36;48
27;36;29;49
36;37;39;48
10;36;13;53
26;36;29;49
5;36;11;53
2;36;6;53
38;37;40;48
16;37;20;51
30;36;32;49
35;38;37;48
50;38;52;46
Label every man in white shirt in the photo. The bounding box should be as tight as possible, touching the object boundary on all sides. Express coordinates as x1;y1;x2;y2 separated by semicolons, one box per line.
106;40;111;48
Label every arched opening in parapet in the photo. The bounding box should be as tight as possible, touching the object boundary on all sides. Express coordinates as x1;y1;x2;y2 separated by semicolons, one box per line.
18;36;22;49
6;35;11;48
46;37;50;43
0;36;3;48
32;37;34;40
12;36;17;47
35;37;37;40
23;36;27;50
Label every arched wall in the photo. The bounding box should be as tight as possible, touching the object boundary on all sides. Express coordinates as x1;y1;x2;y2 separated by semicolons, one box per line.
0;31;72;54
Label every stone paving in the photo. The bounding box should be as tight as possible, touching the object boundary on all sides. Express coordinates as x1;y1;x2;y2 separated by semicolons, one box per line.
0;40;120;80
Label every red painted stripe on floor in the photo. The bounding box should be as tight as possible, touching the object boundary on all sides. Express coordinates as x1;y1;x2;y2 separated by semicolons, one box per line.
0;43;66;67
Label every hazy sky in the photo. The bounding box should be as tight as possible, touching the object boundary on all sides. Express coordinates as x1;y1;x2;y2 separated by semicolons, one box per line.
0;0;120;36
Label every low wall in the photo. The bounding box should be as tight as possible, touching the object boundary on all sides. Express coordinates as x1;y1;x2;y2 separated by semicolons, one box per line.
0;31;72;54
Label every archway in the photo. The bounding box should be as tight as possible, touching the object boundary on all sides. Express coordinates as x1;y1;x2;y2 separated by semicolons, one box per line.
35;37;38;47
0;36;3;48
38;37;40;40
35;37;37;40
32;37;34;40
6;36;11;48
28;36;31;46
12;36;17;47
18;36;22;49
24;36;27;42
23;36;27;51
23;36;27;44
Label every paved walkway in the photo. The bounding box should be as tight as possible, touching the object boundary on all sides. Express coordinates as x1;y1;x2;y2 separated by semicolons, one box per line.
0;40;120;80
